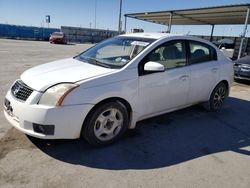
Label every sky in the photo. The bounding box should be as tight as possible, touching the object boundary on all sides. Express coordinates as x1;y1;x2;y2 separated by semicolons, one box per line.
0;0;249;37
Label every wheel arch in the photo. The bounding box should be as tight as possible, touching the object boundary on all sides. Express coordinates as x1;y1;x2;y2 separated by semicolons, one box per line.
209;79;230;100
82;97;133;132
219;80;230;96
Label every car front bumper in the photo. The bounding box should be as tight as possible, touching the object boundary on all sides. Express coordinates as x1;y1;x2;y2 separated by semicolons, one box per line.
234;66;250;81
4;90;94;139
234;75;250;81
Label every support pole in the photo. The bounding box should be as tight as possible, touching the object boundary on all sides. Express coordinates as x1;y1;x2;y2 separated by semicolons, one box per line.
238;8;250;59
118;0;123;34
210;24;214;42
124;15;127;33
167;12;173;33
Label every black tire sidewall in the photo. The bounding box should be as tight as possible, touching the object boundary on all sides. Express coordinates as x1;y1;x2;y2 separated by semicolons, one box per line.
209;82;227;112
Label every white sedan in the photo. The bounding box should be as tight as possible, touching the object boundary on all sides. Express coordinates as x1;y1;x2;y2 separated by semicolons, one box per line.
4;33;233;146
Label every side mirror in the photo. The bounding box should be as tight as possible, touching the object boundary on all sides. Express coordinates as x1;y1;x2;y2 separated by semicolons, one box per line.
144;61;165;72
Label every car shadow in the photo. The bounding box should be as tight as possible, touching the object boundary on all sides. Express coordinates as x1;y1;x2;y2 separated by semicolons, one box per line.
28;97;250;170
64;43;76;46
50;43;76;46
234;79;250;85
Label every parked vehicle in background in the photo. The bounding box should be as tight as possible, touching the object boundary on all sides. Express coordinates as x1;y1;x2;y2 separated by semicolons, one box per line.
131;28;144;33
214;38;235;59
49;32;67;44
4;33;233;147
234;55;250;81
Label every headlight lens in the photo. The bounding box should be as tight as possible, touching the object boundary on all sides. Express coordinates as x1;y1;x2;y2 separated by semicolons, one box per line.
39;83;79;106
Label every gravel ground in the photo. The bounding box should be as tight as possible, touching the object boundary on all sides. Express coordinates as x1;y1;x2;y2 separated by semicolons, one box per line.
0;39;249;188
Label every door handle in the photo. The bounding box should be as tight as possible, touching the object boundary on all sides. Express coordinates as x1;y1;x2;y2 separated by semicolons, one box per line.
179;75;189;81
211;68;218;73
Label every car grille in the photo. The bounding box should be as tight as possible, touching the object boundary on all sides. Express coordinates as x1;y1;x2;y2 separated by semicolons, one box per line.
238;75;250;79
11;80;33;101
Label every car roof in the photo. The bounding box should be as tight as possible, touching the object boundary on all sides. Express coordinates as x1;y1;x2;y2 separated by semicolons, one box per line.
120;33;216;47
52;32;64;34
121;32;184;40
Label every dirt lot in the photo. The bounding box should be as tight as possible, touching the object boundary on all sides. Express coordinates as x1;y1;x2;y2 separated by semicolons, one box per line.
0;39;250;188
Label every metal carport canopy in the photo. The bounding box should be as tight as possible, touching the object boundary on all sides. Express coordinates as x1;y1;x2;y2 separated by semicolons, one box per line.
124;4;250;59
125;4;250;26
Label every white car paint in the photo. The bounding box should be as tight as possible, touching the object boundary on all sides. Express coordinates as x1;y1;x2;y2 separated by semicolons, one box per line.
21;58;116;92
4;33;233;139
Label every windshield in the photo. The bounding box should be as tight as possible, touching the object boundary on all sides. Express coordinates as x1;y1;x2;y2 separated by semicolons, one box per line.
76;36;155;68
52;32;63;36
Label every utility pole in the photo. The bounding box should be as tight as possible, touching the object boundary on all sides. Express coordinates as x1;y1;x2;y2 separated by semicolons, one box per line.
45;15;50;28
118;0;122;34
94;0;97;29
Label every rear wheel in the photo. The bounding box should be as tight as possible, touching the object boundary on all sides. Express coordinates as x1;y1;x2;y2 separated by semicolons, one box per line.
206;82;228;112
82;101;129;147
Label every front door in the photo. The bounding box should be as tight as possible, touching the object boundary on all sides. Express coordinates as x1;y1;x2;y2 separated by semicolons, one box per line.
137;40;190;119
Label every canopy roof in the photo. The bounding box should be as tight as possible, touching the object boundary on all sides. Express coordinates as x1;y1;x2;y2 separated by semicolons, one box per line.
125;4;250;26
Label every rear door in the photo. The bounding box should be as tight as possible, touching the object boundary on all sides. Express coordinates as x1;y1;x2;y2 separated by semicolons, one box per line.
187;40;219;104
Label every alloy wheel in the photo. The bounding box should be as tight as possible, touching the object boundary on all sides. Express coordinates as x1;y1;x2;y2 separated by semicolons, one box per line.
213;86;226;110
94;108;123;141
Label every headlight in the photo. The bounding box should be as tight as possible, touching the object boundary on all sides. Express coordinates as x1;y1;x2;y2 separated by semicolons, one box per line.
38;83;79;106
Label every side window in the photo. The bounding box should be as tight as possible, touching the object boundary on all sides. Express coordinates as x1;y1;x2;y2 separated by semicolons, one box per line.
145;41;187;70
189;41;217;64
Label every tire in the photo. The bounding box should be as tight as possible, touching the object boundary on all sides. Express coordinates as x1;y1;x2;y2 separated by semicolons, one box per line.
204;82;228;112
81;101;129;147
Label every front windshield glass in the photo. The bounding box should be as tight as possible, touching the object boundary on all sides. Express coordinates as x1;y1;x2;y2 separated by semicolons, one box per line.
52;32;63;36
76;36;155;68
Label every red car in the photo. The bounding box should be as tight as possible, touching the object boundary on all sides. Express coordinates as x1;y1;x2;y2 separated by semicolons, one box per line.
49;32;67;44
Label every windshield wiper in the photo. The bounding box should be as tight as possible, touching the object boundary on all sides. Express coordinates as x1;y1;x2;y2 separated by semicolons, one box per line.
95;61;112;68
77;56;112;68
87;57;112;69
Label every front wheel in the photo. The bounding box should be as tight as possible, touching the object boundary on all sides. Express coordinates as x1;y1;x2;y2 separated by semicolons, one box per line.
206;82;228;112
82;101;129;147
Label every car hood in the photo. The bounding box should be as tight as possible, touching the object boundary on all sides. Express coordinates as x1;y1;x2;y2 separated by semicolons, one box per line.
21;58;115;92
234;55;250;65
